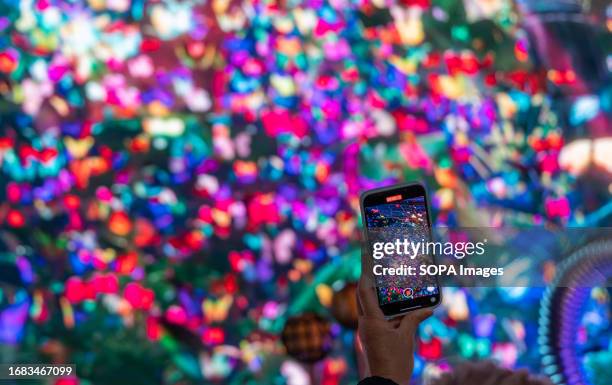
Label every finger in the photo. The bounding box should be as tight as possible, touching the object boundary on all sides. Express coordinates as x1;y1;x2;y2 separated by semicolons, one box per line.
357;276;384;318
399;308;433;332
388;316;402;328
360;243;375;289
413;308;434;323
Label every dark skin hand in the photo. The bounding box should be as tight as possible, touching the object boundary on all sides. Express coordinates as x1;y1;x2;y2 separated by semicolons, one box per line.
356;275;433;385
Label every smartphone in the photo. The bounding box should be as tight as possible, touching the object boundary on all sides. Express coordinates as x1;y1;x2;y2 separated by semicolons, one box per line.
360;182;441;318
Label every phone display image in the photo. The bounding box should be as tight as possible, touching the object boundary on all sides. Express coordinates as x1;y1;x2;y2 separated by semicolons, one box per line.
360;183;441;317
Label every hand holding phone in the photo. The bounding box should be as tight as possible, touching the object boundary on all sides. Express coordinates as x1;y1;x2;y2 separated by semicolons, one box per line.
357;274;433;385
360;182;441;318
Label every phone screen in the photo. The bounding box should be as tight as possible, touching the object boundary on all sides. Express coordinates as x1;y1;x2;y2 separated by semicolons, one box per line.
361;183;440;315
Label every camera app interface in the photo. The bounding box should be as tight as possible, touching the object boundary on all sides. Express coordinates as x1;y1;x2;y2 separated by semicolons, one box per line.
364;195;439;306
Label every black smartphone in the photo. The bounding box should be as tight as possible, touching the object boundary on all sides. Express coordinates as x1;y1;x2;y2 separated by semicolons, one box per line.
360;182;441;317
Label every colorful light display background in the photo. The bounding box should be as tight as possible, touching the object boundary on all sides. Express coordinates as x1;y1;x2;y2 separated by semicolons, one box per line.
0;1;610;385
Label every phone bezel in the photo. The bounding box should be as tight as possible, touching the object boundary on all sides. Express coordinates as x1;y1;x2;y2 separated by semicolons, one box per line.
360;182;441;318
